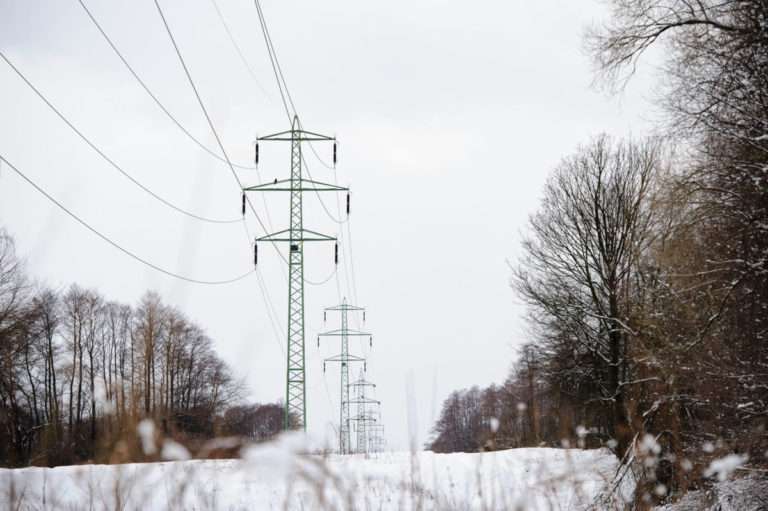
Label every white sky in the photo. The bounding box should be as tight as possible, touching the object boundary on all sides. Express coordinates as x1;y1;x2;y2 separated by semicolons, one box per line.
0;0;661;450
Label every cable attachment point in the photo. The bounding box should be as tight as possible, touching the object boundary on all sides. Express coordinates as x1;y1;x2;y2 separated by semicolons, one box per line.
333;141;337;167
254;142;259;166
241;192;246;216
346;192;350;216
334;242;339;265
253;241;258;266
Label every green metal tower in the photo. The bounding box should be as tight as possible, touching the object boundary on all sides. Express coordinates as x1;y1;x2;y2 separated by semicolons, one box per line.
349;372;379;454
318;298;371;454
245;115;347;430
368;422;386;453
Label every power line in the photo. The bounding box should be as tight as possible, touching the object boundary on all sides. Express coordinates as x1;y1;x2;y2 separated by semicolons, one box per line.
253;1;364;339
250;0;373;435
152;0;242;188
251;3;348;228
308;140;336;170
0;154;253;285
240;219;285;355
0;49;240;225
301;150;347;225
253;0;292;120
151;0;287;266
253;0;297;119
305;265;338;286
346;218;363;314
251;2;366;354
207;0;272;101
250;2;346;292
150;0;310;360
76;0;258;171
251;3;347;227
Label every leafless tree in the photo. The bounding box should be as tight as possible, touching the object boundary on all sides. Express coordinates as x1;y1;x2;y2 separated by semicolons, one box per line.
513;135;662;454
0;230;255;467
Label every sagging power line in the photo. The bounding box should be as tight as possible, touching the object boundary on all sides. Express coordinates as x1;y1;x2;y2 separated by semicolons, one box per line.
0;50;240;225
76;0;260;171
0;154;253;285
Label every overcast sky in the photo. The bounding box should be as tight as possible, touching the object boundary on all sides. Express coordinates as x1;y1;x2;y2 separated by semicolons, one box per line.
0;0;661;450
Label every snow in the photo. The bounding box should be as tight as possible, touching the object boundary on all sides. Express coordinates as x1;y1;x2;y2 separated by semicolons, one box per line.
655;473;768;511
0;444;632;510
137;419;157;455
160;440;191;461
703;454;749;482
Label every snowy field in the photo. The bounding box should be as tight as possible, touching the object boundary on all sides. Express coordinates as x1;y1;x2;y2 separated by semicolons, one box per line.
0;441;632;510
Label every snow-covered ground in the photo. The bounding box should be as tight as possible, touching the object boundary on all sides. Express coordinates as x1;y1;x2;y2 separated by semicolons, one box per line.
0;440;632;510
655;474;768;511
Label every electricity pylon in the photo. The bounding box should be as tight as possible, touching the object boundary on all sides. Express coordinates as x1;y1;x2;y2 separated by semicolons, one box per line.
245;115;347;431
318;298;371;454
368;423;385;453
349;372;379;454
365;403;385;453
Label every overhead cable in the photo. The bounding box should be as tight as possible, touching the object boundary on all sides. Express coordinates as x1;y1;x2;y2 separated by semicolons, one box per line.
76;0;258;171
0;154;253;285
0;50;241;225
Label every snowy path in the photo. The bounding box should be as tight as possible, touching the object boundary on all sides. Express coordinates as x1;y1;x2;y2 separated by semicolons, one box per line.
0;445;632;510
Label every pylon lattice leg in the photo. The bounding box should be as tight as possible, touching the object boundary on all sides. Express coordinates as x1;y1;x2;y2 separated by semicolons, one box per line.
286;117;306;430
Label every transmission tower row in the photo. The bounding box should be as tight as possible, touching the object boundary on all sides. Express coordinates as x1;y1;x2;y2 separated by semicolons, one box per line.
320;300;386;455
319;299;369;454
349;372;382;455
247;116;386;453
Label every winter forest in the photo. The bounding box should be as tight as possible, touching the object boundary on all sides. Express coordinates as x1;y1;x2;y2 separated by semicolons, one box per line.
1;0;768;509
0;234;284;466
428;0;768;504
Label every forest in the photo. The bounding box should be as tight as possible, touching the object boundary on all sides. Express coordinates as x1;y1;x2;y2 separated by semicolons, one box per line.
429;0;768;503
0;229;283;467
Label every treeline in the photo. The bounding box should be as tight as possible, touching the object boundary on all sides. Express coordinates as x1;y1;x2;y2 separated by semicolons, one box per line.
0;230;281;467
429;343;603;454
430;0;767;503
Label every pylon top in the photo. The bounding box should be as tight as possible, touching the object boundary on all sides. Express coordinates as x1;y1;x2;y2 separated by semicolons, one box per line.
257;116;335;142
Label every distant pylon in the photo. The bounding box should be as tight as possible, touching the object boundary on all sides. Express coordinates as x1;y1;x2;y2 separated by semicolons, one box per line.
366;405;386;453
349;372;379;455
318;298;370;454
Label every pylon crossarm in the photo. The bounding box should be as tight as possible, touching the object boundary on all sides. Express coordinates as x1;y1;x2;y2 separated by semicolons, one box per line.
349;380;376;387
349;398;380;405
325;304;365;311
257;228;336;242
258;129;335;142
350;415;378;421
318;328;371;337
244;178;348;192
324;354;365;363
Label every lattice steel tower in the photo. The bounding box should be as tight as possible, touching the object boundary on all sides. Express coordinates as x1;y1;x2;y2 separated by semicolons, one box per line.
318;298;371;454
349;372;379;454
246;115;347;430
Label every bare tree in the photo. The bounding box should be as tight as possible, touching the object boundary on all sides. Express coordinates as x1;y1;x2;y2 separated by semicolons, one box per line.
513;135;662;454
0;230;257;467
587;0;768;478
